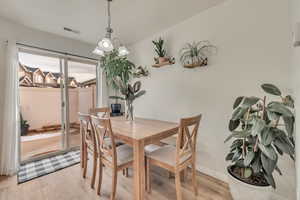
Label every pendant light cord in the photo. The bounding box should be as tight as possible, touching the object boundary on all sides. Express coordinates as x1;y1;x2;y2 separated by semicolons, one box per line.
106;0;113;38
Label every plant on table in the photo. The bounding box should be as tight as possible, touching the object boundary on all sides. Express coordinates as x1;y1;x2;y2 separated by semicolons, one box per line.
20;113;30;136
225;83;295;189
110;77;146;121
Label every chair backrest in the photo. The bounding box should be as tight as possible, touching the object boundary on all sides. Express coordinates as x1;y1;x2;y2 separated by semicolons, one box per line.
90;116;117;166
176;114;202;165
78;113;97;152
89;107;110;118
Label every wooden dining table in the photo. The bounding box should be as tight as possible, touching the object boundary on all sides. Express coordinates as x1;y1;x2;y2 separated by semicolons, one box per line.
110;117;179;200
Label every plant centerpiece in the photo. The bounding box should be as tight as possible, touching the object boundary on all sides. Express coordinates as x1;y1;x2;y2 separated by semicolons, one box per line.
152;37;175;67
180;40;216;68
100;50;148;119
110;77;146;121
225;84;295;194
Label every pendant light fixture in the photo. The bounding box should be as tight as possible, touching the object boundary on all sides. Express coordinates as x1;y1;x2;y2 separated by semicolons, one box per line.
93;0;129;57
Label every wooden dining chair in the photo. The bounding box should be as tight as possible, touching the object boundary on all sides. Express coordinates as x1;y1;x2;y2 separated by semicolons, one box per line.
146;114;202;200
78;113;98;189
91;116;134;200
89;107;110;117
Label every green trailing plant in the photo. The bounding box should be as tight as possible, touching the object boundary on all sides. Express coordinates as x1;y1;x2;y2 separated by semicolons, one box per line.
152;37;166;57
110;77;146;120
180;40;217;65
225;84;295;189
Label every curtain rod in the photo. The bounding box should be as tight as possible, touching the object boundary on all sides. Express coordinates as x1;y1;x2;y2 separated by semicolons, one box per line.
4;40;98;61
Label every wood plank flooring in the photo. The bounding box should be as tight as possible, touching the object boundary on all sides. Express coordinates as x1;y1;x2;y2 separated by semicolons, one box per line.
0;159;232;200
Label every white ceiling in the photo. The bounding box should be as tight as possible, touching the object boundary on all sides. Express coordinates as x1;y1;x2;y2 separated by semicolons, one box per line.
0;0;225;45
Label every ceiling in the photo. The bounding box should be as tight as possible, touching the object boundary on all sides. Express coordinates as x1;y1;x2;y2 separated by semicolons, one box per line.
0;0;225;45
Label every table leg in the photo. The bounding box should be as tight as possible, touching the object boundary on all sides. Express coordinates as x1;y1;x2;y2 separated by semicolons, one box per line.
133;140;145;200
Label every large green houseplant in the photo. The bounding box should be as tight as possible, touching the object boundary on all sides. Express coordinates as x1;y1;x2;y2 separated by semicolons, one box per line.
225;84;295;189
100;50;148;118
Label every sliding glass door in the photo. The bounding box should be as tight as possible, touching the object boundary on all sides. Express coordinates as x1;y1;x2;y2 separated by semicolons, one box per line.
18;48;98;162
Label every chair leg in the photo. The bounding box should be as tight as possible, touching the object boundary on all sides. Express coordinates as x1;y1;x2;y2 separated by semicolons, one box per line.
192;163;198;196
111;168;118;200
125;168;129;177
146;158;151;193
175;171;183;200
80;141;84;168
91;153;97;189
83;144;88;178
97;161;103;196
180;169;186;182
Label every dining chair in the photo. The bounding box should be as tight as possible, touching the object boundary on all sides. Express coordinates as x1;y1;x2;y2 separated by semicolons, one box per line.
146;114;202;200
78;113;98;189
91;116;134;200
89;107;110;117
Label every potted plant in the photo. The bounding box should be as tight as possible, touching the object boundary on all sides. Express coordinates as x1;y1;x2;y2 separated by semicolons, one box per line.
110;77;146;121
152;37;167;64
100;50;148;115
20;113;30;136
179;40;216;68
225;84;295;200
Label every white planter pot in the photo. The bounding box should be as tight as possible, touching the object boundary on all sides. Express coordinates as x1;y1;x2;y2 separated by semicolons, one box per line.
227;172;279;200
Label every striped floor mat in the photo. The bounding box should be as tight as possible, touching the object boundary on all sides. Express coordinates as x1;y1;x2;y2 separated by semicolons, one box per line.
18;150;80;184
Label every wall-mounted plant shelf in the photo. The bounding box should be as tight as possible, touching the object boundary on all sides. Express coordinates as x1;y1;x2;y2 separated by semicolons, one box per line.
183;59;208;68
152;60;175;68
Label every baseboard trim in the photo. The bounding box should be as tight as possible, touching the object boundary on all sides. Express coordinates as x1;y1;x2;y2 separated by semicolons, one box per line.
197;166;228;183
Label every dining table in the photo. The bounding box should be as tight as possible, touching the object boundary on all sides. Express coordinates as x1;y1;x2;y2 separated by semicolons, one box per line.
110;117;179;200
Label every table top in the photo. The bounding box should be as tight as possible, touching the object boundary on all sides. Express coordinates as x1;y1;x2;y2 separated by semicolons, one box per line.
110;117;179;141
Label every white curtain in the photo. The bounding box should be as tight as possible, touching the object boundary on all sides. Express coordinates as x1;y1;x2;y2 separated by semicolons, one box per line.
0;40;20;175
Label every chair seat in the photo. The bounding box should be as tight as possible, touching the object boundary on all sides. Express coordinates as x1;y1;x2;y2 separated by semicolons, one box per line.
144;144;162;154
147;145;191;167
160;136;177;146
106;144;133;166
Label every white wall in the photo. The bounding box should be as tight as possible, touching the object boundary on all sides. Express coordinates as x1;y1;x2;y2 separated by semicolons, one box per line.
289;0;300;199
0;16;95;58
130;0;295;199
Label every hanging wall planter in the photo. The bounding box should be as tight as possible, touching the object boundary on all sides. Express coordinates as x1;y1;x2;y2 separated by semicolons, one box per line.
152;37;175;68
180;41;216;69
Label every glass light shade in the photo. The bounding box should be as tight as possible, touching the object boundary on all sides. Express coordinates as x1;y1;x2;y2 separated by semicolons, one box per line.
98;38;114;52
118;46;130;56
92;47;105;56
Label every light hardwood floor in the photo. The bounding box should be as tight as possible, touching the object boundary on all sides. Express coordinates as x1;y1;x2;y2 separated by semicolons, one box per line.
0;159;232;200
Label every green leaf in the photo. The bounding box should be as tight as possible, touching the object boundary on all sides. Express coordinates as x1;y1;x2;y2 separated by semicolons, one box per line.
274;138;294;156
261;84;282;96
233;96;244;109
264;173;276;189
258;144;277;161
230;139;243;149
225;153;234;161
224;131;251;143
232;107;248;120
268;102;293;117
133;81;141;93
244;151;255;166
266;110;280;121
232;150;242;162
134;90;146;98
229;120;240;131
283;116;294;138
251;118;265;136
252;154;262;173
275;166;282;176
241;96;260;108
244;168;252;178
260;127;274;146
261;153;277;175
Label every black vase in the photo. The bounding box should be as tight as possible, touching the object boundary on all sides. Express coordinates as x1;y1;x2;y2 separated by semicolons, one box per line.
111;103;121;114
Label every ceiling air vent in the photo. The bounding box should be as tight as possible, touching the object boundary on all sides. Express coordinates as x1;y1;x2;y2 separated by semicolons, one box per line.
63;27;80;34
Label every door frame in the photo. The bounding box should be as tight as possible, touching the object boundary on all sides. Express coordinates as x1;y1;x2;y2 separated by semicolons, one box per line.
18;46;99;164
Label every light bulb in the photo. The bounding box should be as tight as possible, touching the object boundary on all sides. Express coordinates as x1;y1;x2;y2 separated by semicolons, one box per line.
92;47;105;56
118;46;129;56
98;38;113;52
